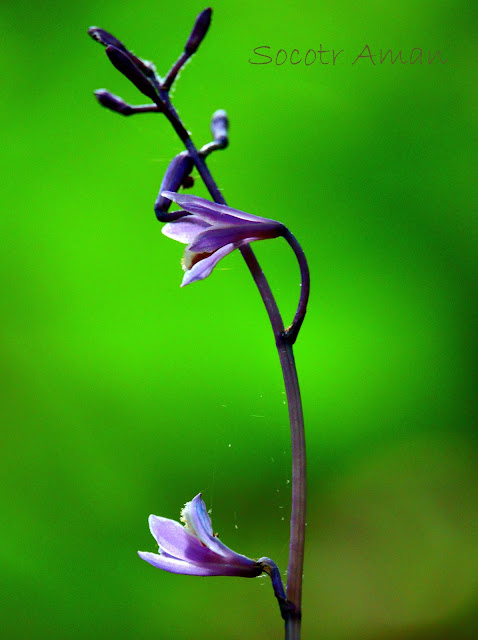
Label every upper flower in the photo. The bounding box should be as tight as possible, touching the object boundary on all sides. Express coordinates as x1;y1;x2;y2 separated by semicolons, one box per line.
160;192;286;286
138;494;262;577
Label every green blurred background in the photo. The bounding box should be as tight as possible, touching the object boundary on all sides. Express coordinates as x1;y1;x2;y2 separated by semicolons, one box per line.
1;0;477;638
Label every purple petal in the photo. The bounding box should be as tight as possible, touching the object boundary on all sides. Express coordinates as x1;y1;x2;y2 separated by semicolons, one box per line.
188;222;283;254
162;192;278;225
181;494;213;538
181;495;259;569
162;216;210;244
181;243;236;287
138;551;261;577
148;515;224;564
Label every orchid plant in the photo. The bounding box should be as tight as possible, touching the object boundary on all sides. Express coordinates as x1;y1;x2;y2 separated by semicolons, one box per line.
89;9;310;640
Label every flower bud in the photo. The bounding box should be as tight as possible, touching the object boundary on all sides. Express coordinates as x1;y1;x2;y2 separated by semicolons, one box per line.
155;152;194;220
184;8;212;56
105;46;159;102
211;109;228;146
94;89;133;115
88;26;156;78
88;27;128;51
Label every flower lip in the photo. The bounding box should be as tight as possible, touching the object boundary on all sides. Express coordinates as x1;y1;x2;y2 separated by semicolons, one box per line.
181;242;236;287
138;494;262;577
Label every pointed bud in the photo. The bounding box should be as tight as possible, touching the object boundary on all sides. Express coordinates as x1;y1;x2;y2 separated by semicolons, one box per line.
105;46;159;102
154;152;194;221
184;8;212;56
88;27;129;52
211;109;229;146
88;26;157;79
94;89;133;115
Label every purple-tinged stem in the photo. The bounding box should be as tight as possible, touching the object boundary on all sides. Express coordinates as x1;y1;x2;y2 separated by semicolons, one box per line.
200;109;229;157
283;230;310;345
259;557;287;602
277;340;306;626
162;8;212;91
199;138;228;157
162;52;189;91
94;90;161;117
125;104;160;115
259;557;296;621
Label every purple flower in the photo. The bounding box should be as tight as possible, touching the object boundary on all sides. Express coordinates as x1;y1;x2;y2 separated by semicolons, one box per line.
138;494;262;577
160;192;285;286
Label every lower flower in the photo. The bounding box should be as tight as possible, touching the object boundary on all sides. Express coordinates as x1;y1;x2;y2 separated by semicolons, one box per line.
138;494;263;577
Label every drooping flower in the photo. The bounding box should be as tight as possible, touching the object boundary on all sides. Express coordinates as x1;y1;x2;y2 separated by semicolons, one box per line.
138;494;263;577
160;192;286;286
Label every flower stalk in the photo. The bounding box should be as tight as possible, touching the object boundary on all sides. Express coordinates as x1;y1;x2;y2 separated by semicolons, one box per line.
89;9;309;639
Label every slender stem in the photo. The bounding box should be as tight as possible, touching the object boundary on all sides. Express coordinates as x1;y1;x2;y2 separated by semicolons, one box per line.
162;52;189;91
154;92;306;639
199;134;228;158
258;557;289;617
283;230;310;345
285;616;302;640
246;262;306;638
128;104;160;115
277;340;306;615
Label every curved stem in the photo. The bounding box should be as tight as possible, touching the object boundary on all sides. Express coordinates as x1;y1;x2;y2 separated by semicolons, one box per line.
259;557;289;619
283;230;310;345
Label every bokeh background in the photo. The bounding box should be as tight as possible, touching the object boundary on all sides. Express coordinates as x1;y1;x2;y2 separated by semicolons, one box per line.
1;0;477;638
